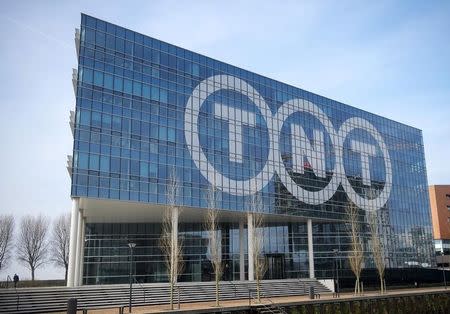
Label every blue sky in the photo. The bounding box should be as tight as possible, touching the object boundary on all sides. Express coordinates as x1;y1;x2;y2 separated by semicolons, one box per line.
0;1;449;279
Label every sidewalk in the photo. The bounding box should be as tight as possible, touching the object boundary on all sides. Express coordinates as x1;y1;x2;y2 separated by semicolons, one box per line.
64;286;450;314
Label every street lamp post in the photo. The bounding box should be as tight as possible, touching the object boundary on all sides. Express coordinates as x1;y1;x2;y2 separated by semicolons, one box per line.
441;251;447;290
128;242;136;313
332;249;340;297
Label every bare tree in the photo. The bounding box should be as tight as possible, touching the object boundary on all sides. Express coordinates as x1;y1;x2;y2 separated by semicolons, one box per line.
248;192;266;302
368;211;385;294
0;214;14;271
160;168;184;310
346;203;364;295
17;215;49;281
205;185;222;307
51;213;71;283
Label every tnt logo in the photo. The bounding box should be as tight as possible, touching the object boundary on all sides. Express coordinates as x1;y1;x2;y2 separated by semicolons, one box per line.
185;75;392;212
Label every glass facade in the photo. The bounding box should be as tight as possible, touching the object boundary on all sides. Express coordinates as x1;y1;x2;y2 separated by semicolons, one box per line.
83;222;312;285
72;14;435;284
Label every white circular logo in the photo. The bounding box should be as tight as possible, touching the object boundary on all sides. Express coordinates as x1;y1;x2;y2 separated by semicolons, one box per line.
273;99;341;206
337;117;392;211
184;75;274;196
184;75;392;212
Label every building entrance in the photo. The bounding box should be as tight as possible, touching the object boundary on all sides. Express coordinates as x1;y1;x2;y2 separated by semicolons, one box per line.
266;254;285;279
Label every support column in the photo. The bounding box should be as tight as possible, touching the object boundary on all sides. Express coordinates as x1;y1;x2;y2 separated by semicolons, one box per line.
247;213;254;281
67;198;79;287
78;217;86;286
239;220;245;281
307;219;315;279
74;208;83;286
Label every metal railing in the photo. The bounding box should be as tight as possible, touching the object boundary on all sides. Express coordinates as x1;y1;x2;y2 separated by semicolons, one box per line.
175;285;181;309
14;282;20;311
261;294;287;314
3;275;12;288
299;278;307;294
227;280;238;297
248;289;287;314
133;277;146;304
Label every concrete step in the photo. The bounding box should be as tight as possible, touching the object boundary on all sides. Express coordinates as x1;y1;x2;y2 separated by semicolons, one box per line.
0;279;331;313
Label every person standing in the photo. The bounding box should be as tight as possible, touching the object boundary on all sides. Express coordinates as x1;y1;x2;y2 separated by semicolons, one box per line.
13;273;19;288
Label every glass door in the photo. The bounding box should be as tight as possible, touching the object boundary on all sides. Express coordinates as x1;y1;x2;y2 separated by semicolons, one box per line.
266;254;285;279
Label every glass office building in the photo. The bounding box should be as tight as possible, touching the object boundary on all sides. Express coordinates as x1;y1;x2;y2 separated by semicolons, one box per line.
67;14;435;286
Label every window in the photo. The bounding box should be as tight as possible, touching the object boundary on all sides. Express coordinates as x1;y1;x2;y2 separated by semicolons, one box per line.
82;68;93;84
167;128;175;142
446;194;450;200
151;87;159;101
89;154;99;170
114;76;123;91
93;70;103;86
143;85;150;99
79;109;90;126
78;152;88;169
104;73;113;89
100;156;109;172
447;206;450;211
160;89;168;103
133;81;141;96
124;79;132;94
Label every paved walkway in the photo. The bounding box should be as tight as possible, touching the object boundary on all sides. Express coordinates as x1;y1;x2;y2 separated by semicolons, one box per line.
60;286;449;314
